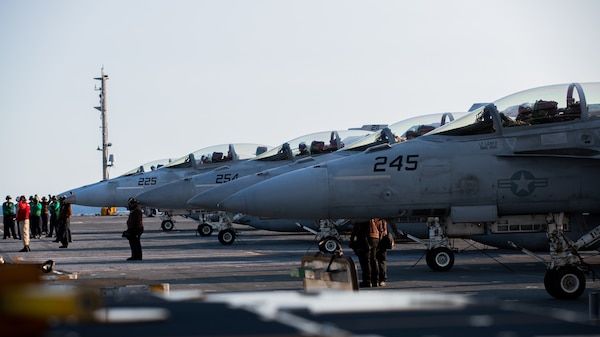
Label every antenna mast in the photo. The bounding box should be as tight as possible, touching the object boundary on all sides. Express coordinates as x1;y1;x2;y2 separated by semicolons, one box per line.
94;67;112;180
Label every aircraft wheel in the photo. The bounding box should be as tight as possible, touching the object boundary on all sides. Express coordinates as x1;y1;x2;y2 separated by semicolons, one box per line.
318;236;341;253
197;223;213;237
161;220;174;231
544;267;586;300
426;247;454;272
218;229;235;245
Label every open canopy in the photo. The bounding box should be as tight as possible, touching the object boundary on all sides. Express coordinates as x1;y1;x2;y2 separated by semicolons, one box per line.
162;143;271;169
429;82;600;137
253;129;374;162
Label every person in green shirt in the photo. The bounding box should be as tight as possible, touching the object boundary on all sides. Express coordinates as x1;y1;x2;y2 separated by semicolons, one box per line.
3;195;17;239
47;195;60;238
30;195;43;239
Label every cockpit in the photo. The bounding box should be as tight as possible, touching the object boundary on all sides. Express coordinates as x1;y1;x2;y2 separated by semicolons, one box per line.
120;158;174;177
428;83;600;137
339;112;465;152
160;143;271;169
253;130;374;162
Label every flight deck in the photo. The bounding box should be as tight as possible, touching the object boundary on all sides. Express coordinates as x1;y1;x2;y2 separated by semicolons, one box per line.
1;215;600;336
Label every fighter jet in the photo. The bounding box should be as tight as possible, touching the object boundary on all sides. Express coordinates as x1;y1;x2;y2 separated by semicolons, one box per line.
61;143;270;229
136;129;379;211
134;129;377;240
219;82;600;299
184;113;461;249
188;113;460;210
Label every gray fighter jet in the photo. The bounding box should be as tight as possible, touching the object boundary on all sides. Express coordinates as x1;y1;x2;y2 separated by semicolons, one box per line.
184;113;461;249
134;129;377;240
188;113;460;210
219;82;600;299
60;143;270;229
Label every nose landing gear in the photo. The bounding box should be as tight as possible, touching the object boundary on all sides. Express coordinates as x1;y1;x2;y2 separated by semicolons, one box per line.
399;217;456;272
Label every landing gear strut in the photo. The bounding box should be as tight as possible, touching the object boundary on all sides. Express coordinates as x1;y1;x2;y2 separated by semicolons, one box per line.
196;212;237;245
512;212;600;300
159;211;235;245
401;217;455;271
424;217;454;271
299;219;344;253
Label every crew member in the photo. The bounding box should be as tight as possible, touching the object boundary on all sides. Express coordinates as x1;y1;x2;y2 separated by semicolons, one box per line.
125;197;144;261
57;195;72;248
30;195;42;239
2;195;17;239
376;218;390;287
47;195;59;237
40;195;50;234
16;195;30;252
350;218;382;288
297;142;309;156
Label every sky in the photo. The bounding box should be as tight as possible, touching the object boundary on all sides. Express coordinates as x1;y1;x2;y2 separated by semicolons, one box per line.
1;0;599;198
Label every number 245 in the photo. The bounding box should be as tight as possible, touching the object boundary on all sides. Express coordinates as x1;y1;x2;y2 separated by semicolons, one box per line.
373;155;418;172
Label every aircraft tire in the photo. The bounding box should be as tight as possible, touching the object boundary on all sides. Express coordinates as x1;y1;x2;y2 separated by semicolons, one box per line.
544;269;560;298
425;247;454;272
318;236;341;253
161;220;174;231
218;229;235;245
197;223;213;237
544;267;586;300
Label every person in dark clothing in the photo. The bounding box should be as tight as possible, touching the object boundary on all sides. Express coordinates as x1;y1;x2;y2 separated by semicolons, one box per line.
47;195;59;237
375;218;390;287
57;195;72;248
29;195;42;239
40;195;50;234
125;197;144;261
296;142;309;156
3;195;17;239
350;218;383;288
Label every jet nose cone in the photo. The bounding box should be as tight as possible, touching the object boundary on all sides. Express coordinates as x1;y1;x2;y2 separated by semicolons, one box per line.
58;181;115;206
218;166;330;219
62;191;76;204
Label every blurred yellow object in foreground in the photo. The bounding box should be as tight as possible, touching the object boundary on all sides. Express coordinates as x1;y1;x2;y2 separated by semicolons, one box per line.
0;263;102;337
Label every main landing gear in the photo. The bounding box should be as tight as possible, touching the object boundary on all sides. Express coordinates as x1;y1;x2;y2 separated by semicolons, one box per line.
159;211;238;245
196;212;237;245
160;212;176;231
511;212;600;300
401;217;455;272
298;219;345;254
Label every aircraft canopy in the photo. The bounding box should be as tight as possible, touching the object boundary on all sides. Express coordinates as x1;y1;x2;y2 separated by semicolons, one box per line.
253;129;374;161
163;143;271;169
429;82;600;137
